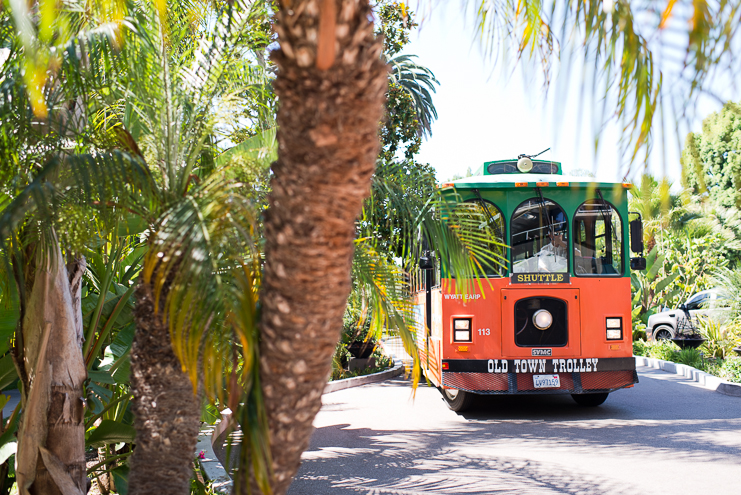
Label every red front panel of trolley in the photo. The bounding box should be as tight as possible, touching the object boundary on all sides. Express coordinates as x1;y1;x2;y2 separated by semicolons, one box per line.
432;277;636;394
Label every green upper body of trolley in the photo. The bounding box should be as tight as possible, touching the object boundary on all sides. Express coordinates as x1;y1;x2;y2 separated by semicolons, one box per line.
441;159;633;278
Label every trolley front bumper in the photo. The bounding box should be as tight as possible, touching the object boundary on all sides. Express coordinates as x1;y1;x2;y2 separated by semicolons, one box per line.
442;357;638;395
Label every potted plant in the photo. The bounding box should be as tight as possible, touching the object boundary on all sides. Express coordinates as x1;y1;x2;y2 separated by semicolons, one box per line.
671;305;706;349
341;306;377;359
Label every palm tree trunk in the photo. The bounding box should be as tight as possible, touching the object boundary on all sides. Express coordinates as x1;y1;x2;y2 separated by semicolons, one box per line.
15;243;88;495
240;1;387;493
128;278;201;495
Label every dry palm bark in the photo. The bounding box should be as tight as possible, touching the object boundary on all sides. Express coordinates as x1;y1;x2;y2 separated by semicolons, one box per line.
128;277;201;495
243;0;387;493
15;244;87;495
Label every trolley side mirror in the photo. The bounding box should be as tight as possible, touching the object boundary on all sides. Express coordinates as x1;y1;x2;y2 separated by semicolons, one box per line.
419;255;434;270
629;212;646;271
630;217;644;254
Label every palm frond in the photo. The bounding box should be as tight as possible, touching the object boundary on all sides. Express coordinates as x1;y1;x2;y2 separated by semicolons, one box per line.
353;173;508;384
467;0;741;172
142;169;271;489
143;171;261;396
106;0;265;196
365;176;507;286
216;127;277;170
351;240;421;387
0;150;154;243
385;54;439;138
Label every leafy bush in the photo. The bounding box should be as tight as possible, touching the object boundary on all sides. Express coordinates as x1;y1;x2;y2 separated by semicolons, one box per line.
331;342;353;381
704;360;723;377
329;342;393;382
632;320;648;341
634;338;682;361
647;339;680;361
699;317;741;359
635;336;741;383
633;339;648;356
341;302;373;344
719;357;741;383
674;348;704;369
371;346;393;369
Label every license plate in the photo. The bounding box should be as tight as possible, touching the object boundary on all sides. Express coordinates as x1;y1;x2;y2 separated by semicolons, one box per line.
533;374;561;389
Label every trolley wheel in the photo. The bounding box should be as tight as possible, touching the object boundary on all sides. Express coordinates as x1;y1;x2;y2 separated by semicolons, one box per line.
571;393;609;407
441;388;475;412
653;326;673;341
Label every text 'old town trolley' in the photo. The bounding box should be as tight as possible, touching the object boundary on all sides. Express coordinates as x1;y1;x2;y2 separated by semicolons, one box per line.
413;156;646;411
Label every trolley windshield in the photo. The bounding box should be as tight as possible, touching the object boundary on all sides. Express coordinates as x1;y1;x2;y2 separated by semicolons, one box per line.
511;199;569;273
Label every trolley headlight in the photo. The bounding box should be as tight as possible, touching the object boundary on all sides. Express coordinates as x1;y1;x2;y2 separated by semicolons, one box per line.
453;318;472;342
532;310;553;330
606;317;623;340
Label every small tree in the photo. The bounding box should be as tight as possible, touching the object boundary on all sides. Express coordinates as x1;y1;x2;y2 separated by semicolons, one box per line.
682;101;741;207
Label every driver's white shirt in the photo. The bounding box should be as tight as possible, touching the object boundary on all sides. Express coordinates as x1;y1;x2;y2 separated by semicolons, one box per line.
513;242;568;273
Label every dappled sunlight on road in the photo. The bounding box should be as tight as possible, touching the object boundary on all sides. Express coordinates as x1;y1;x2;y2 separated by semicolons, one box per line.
296;426;633;494
288;366;741;495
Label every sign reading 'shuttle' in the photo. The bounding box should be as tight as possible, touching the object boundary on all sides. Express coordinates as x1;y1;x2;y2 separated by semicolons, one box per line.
512;272;570;284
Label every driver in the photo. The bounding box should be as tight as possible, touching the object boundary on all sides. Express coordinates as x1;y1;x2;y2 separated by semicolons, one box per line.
513;210;569;273
543;229;567;256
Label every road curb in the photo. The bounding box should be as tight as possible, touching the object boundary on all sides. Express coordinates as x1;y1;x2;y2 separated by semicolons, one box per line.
635;355;741;397
196;424;232;493
324;361;405;394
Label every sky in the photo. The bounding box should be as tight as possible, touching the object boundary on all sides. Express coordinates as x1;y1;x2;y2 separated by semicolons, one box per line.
400;2;738;186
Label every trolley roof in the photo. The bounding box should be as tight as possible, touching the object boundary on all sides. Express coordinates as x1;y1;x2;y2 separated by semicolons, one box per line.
443;173;630;190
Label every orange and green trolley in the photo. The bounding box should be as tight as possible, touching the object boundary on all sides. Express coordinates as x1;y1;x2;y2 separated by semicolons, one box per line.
413;157;646;411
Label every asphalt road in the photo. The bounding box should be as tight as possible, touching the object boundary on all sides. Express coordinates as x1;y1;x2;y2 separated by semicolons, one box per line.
287;366;741;495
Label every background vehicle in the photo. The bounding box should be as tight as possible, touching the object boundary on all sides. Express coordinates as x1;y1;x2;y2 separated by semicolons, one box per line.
647;289;730;341
412;157;645;412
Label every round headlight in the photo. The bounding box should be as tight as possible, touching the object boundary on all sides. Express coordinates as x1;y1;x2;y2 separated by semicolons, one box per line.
533;309;553;330
517;157;533;173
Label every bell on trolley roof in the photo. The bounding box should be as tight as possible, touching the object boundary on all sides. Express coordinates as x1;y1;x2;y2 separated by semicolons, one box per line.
517;148;549;173
517;156;533;173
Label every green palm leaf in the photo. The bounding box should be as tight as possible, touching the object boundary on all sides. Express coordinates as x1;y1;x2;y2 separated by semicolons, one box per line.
385;54;439;138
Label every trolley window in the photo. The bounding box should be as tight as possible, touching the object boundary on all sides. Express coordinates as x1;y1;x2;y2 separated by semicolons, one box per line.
511;199;569;273
450;200;506;277
572;199;623;276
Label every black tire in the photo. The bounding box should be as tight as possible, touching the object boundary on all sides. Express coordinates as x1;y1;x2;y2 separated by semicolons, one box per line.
441;388;475;412
571;393;609;407
653;326;673;341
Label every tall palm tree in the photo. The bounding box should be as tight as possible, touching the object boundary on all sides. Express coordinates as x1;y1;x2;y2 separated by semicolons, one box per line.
4;1;274;493
239;1;504;493
0;2;131;493
82;2;273;493
241;0;388;492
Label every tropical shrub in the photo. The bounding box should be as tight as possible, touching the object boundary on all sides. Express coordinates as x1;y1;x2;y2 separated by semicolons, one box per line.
719;357;741;383
632;339;648;357
647;339;680;361
632;320;648;342
634;337;741;384
629;173;740;327
673;348;704;369
698;317;741;359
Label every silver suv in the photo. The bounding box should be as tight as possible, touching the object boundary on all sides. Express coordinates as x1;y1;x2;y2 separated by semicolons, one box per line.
646;289;730;341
